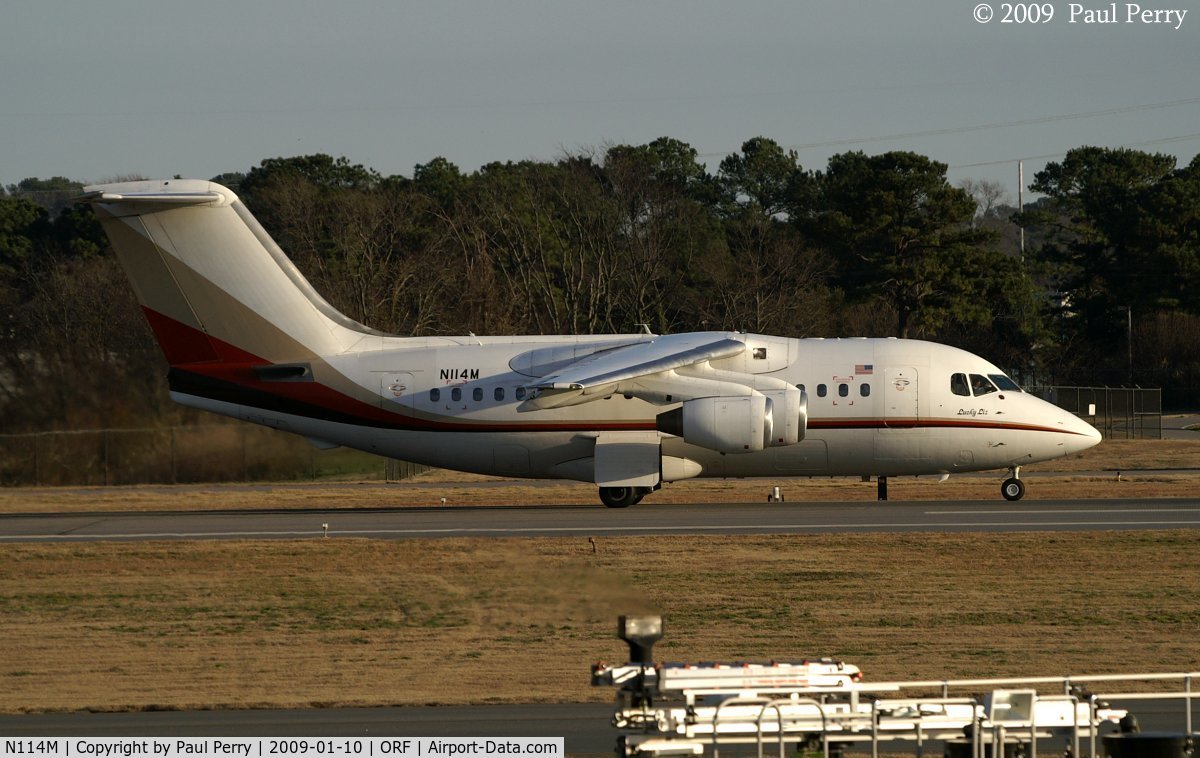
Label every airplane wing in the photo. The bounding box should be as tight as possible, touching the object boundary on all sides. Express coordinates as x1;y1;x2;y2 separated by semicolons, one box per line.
521;330;808;451
521;332;746;410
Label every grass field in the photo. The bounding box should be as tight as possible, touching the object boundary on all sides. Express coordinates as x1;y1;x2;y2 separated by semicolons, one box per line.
2;531;1199;713
0;438;1197;715
1;439;1198;514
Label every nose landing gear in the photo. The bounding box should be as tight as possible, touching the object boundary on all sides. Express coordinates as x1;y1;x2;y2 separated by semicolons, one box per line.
1001;467;1025;501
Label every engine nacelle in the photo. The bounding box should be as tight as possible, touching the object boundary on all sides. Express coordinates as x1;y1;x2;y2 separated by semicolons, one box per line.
762;386;807;446
656;394;770;453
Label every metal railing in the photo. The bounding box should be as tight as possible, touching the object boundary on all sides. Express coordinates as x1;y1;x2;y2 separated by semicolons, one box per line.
614;671;1200;758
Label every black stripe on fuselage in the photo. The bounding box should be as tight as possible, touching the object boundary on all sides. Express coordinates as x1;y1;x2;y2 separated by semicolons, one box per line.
168;368;655;433
169;368;1083;437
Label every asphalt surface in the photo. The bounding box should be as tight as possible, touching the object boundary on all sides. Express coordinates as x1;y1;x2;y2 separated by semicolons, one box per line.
3;498;1200;542
2;701;1196;755
1162;413;1200;440
0;705;616;749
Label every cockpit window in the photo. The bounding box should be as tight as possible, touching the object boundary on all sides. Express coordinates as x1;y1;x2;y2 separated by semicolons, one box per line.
988;373;1022;392
950;373;970;397
969;374;997;396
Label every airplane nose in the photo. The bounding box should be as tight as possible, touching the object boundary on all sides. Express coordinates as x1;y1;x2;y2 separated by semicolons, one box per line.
1065;411;1103;453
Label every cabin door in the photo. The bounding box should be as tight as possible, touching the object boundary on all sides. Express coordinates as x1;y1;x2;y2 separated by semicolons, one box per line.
881;366;918;428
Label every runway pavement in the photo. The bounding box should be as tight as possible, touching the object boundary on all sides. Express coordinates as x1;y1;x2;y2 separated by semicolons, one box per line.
2;498;1200;542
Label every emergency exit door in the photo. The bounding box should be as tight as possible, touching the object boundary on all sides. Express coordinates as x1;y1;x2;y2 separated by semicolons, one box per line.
379;372;416;415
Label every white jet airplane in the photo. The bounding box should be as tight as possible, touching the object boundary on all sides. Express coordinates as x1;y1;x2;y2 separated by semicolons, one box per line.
80;179;1101;507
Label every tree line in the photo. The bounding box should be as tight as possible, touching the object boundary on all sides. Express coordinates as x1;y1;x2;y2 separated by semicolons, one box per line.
2;138;1198;432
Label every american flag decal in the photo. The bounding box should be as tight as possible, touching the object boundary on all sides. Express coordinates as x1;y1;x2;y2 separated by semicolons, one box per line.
855;364;874;375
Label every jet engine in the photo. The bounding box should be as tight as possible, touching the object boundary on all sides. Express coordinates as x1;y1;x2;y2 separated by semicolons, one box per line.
655;385;807;454
656;394;770;453
762;386;808;446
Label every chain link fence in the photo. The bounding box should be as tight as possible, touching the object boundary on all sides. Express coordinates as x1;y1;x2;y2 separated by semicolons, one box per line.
0;425;428;486
1038;386;1163;439
3;391;1161;486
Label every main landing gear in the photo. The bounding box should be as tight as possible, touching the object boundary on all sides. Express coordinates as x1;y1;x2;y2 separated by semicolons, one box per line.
1001;466;1025;501
599;486;653;508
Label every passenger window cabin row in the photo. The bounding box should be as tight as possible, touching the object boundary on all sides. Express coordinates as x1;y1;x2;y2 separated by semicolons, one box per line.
431;383;877;405
430;386;529;403
429;373;1020;407
800;383;871;399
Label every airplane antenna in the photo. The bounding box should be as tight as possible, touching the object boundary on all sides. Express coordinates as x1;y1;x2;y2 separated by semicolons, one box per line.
636;323;652;335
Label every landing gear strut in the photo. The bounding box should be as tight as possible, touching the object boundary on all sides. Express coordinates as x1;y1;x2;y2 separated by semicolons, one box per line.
599;486;650;508
1001;467;1025;501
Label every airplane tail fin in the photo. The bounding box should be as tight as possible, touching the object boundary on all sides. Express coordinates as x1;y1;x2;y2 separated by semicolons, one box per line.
81;179;379;366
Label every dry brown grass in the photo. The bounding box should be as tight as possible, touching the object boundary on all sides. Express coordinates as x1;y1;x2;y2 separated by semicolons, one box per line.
1;439;1196;716
2;531;1199;714
0;439;1197;513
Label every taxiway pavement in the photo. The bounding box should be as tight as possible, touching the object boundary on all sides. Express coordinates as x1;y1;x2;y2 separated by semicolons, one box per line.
3;498;1200;542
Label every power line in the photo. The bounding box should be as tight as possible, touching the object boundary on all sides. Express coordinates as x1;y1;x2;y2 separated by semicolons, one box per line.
783;96;1200;151
950;131;1200;170
1133;132;1200;147
952;152;1069;170
698;95;1200;159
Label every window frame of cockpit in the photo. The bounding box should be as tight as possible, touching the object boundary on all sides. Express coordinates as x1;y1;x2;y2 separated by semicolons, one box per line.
969;374;998;396
988;373;1023;392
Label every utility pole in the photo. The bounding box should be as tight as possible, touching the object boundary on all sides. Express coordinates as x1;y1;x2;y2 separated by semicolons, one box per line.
1018;160;1025;259
1127;305;1133;384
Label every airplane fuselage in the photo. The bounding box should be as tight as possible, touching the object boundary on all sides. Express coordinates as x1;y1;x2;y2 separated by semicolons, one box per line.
81;179;1101;506
172;332;1099;483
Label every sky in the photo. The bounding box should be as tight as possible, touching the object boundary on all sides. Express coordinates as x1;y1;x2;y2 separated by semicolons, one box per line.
3;0;1198;204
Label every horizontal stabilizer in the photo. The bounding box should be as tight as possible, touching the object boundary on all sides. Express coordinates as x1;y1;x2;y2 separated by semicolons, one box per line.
76;189;224;206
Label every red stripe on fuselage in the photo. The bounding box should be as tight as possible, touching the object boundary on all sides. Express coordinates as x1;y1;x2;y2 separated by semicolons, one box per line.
145;309;1089;437
150;308;657;433
142;307;222;364
806;418;1089;436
